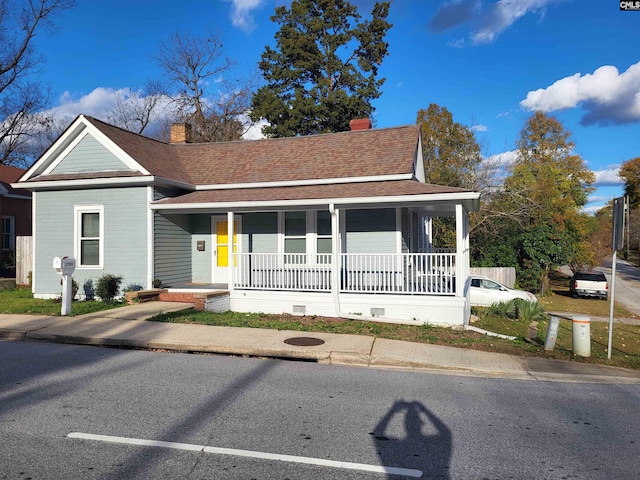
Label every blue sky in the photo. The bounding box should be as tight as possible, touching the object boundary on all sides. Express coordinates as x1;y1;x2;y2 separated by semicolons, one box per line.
31;0;639;212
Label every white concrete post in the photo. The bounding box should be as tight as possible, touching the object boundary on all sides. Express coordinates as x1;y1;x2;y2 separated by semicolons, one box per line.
227;211;234;291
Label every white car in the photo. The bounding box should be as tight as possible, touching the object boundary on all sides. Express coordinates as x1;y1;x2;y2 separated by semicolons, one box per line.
469;275;537;306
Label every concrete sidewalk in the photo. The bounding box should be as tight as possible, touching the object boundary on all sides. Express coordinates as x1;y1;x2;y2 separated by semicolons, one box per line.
1;302;639;384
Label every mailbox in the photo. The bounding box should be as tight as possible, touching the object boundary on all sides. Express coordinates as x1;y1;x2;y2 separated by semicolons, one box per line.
53;256;76;275
53;256;76;316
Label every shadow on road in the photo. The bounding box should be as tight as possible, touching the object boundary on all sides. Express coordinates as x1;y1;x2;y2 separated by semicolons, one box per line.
104;359;278;479
373;400;452;479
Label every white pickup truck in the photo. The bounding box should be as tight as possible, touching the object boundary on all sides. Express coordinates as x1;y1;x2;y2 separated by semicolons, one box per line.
570;271;608;300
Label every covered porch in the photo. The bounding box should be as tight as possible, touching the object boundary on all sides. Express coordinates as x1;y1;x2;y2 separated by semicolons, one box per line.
150;184;479;325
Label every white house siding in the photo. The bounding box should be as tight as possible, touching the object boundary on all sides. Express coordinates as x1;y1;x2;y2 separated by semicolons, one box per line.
33;187;148;298
50;135;129;174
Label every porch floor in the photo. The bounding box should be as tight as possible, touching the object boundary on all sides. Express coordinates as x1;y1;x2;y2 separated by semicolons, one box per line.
165;282;229;291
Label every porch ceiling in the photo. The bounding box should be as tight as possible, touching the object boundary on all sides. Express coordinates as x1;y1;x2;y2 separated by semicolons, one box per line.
151;180;480;213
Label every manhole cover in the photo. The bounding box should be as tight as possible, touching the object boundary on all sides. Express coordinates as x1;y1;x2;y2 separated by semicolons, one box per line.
284;337;325;346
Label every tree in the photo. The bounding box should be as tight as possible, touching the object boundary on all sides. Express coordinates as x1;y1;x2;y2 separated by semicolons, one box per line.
0;0;75;166
416;104;482;188
154;31;256;143
250;0;392;137
105;81;167;135
620;157;640;209
503;111;595;293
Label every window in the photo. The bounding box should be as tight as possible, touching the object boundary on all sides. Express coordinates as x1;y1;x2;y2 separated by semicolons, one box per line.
284;211;306;263
316;210;332;263
75;206;103;267
1;216;15;250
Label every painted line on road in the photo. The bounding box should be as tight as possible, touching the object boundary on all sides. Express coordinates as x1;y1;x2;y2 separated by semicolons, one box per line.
68;432;422;478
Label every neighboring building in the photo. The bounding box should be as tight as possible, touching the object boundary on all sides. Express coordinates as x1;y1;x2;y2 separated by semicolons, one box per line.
0;165;32;277
15;115;480;325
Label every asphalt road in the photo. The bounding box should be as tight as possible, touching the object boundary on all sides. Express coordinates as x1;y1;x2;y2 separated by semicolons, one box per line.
1;341;640;480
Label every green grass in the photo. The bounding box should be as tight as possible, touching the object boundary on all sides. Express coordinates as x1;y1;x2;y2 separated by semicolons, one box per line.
0;287;124;316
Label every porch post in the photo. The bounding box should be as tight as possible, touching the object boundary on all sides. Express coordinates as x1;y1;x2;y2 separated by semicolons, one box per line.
455;204;469;298
227;211;234;291
330;204;340;298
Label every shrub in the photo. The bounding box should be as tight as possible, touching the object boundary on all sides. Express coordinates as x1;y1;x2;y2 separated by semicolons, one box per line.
487;300;517;319
124;283;143;292
95;274;123;303
514;299;547;322
60;277;79;301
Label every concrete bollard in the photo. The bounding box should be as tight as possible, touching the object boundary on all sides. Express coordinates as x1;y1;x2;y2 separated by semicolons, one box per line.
544;315;560;351
572;315;591;357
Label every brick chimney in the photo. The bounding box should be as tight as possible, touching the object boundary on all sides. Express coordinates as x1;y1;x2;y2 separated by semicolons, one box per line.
349;118;372;131
170;123;192;143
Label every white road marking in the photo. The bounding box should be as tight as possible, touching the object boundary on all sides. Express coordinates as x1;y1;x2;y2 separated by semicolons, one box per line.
67;432;423;478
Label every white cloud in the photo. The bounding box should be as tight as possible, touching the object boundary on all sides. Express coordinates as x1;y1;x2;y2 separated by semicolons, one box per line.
224;0;266;32
471;0;559;44
447;37;465;49
472;124;488;132
594;167;623;187
485;149;519;167
429;0;560;45
581;204;605;215
520;62;640;125
587;195;610;204
53;88;119;120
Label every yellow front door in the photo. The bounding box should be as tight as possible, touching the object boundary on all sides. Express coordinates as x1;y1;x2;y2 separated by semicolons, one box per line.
214;219;237;283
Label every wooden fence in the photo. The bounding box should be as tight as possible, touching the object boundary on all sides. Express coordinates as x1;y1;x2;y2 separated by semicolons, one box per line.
470;267;516;288
16;236;32;286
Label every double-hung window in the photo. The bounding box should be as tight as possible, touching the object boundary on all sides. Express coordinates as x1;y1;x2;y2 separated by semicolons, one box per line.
75;206;103;267
1;216;15;250
316;210;332;263
284;211;306;263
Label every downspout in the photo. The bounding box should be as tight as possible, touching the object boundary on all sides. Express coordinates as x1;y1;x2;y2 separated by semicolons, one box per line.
329;203;408;323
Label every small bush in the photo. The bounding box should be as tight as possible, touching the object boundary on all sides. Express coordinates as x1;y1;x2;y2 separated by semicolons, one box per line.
124;283;143;292
487;300;517;319
95;274;123;303
514;299;547;322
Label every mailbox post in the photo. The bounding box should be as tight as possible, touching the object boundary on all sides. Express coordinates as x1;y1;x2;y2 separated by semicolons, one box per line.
53;256;76;315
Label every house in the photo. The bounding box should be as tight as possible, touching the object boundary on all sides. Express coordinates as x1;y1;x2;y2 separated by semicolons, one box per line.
0;165;32;277
14;115;480;325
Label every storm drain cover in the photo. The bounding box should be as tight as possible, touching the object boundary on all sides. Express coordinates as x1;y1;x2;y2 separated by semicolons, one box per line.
284;337;325;347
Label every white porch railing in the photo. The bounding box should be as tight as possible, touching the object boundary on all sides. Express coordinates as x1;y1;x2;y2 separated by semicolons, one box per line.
234;252;456;295
235;253;332;291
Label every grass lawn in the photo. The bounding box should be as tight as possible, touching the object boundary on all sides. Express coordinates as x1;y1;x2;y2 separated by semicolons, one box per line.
0;287;124;316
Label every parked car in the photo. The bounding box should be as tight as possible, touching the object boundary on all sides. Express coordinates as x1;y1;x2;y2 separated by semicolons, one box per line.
469;275;538;307
570;271;608;300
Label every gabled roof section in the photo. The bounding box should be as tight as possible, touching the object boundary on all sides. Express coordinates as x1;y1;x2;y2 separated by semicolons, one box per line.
18;116;420;189
19;115;189;185
174;125;420;186
0;165;30;197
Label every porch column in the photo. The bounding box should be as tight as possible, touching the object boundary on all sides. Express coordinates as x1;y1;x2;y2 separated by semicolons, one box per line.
455;204;470;298
227;211;234;291
330;204;340;298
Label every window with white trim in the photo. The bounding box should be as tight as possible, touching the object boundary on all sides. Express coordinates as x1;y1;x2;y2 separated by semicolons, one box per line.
284;211;306;263
280;211;333;264
316;210;332;263
75;206;103;267
1;216;15;250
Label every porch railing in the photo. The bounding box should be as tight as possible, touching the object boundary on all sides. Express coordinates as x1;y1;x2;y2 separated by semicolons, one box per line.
234;252;456;295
